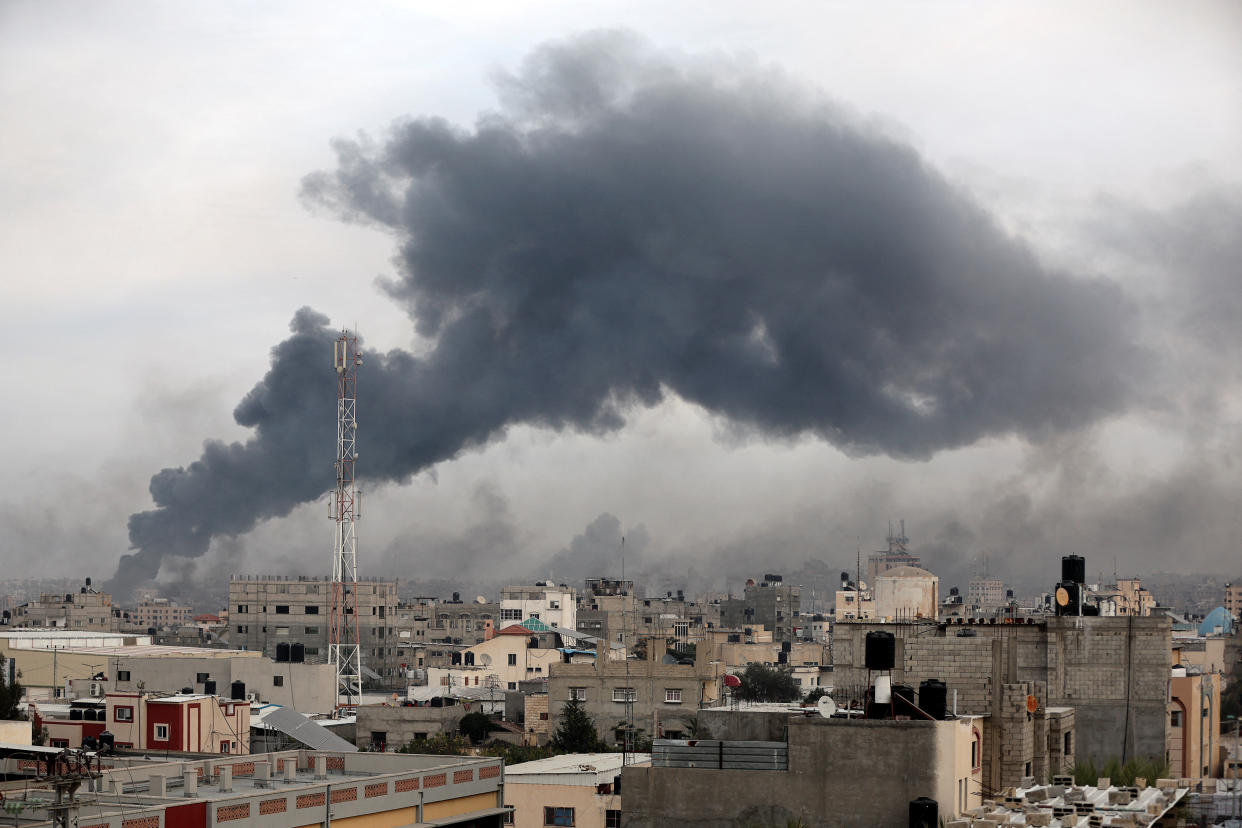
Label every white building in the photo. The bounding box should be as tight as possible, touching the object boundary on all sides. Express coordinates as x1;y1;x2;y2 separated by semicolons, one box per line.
500;583;577;631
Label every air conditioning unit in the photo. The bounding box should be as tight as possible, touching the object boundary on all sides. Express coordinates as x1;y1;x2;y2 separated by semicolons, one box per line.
247;693;258;702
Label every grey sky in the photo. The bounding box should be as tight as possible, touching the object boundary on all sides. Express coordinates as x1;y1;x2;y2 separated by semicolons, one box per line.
2;1;1240;598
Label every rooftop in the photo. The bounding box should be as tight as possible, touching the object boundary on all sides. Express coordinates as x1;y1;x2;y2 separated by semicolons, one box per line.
506;752;649;785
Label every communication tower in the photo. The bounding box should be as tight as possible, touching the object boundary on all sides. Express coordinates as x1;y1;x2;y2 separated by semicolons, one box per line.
329;331;363;707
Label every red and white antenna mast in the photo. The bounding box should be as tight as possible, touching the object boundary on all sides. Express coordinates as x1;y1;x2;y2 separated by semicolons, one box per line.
329;331;363;708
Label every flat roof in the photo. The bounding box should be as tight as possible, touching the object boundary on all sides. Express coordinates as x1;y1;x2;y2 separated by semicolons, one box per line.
507;753;646;776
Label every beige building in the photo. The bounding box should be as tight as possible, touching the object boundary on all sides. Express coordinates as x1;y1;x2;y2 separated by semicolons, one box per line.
0;631;336;711
427;625;563;693
34;691;250;754
8;582;117;630
501;583;577;630
130;598;194;629
1169;667;1222;779
228;575;401;687
1225;581;1242;620
624;710;977;827
548;639;723;745
834;586;874;620
506;753;643;828
873;566;939;620
967;576;1006;610
0;749;508;828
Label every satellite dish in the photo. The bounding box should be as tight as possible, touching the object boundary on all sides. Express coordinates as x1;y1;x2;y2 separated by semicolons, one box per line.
475;595;487;604
1055;587;1069;607
816;695;838;717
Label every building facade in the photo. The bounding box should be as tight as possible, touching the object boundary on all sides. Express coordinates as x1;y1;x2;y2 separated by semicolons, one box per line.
228;575;401;687
505;753;637;828
34;691;250;753
719;576;801;642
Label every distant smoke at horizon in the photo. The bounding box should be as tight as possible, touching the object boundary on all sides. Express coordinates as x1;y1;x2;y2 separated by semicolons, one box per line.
109;32;1138;597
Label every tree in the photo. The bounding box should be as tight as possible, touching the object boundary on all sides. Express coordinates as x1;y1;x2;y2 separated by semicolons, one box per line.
459;712;495;745
736;663;799;703
551;697;605;752
0;667;23;721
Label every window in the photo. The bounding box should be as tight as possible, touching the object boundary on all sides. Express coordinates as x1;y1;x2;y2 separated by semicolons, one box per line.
305;626;319;634
275;605;289;614
114;706;133;722
674;623;689;637
196;672;210;683
305;605;319;614
507;682;517;690
502;810;515;825
570;687;586;702
220;741;230;753
605;811;621;828
275;626;289;635
1064;731;1072;755
273;675;284;687
544;807;575;827
117;670;131;682
508;654;517;666
154;723;169;741
502;609;522;621
664;688;682;704
236;605;247;614
612;687;636;703
50;738;69;748
304;647;319;656
540;712;549;720
237;625;248;634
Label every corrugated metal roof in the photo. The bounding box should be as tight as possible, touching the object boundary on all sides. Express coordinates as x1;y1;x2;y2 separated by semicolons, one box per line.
258;706;358;752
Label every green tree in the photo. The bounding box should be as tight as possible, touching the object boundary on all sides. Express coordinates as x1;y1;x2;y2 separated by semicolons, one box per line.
0;668;23;720
394;733;471;755
736;663;799;703
459;712;495;745
551;697;605;752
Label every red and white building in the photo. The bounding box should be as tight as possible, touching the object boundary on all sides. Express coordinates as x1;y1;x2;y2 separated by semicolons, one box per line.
33;691;249;754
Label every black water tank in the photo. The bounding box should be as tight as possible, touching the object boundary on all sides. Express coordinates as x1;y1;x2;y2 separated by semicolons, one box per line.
1054;581;1081;617
919;679;948;720
181;686;193;694
909;797;938;828
777;651;788;665
781;640;792;653
865;631;896;670
1061;555;1085;585
70;708;83;720
230;680;246;700
291;643;305;663
84;709;97;721
204;679;217;696
99;731;114;752
892;683;915;712
82;736;98;751
276;642;290;663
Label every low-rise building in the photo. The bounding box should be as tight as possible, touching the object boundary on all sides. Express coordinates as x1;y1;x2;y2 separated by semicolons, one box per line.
129;598;195;629
548;639;723;745
623;709;976;827
7;580;117;631
506;753;645;828
33;691;250;753
0;748;507;828
501;583;577;631
427;625;563;693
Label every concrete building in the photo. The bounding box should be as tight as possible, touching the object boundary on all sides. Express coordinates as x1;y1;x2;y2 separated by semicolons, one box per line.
500;583;576;631
1226;581;1242;620
130;598;195;629
873;566;938;620
8;580;117;630
866;523;921;585
228;575;401;688
833;585;873;621
33;691;250;753
427;625;563;693
967;576;1006;610
719;575;800;642
505;753;644;828
356;699;484;751
0;631;336;711
832;616;1172;770
0;749;507;828
1168;666;1222;778
623;709;976;828
548;639;723;745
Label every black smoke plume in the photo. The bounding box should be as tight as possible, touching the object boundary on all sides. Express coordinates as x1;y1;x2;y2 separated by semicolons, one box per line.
110;33;1136;595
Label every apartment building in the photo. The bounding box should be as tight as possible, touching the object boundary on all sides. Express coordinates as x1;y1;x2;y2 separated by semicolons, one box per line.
228;575;401;688
967;576;1006;610
719;575;801;642
129;598;195;629
500;583;576;630
7;580;117;631
33;691;250;753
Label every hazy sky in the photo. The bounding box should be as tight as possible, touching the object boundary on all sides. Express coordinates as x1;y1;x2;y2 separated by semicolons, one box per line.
2;1;1240;601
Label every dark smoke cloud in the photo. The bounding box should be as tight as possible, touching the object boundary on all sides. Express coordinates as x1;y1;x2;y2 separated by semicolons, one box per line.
112;32;1138;595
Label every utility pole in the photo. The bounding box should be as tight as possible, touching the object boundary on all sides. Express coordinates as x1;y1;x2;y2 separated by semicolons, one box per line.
329;331;363;710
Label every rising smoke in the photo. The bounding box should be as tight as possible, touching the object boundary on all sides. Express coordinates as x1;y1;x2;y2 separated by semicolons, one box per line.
110;32;1139;596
